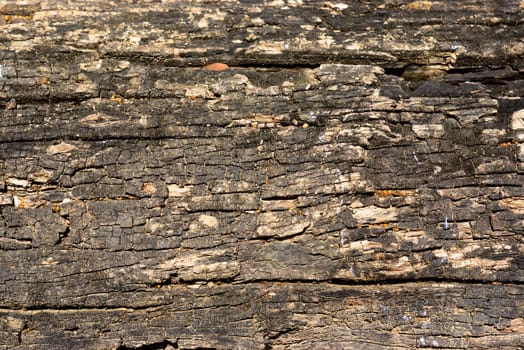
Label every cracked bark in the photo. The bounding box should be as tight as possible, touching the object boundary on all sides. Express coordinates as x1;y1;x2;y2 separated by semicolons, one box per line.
1;1;523;349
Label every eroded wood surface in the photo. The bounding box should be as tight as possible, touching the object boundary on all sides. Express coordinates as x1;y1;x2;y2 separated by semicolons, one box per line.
1;1;523;349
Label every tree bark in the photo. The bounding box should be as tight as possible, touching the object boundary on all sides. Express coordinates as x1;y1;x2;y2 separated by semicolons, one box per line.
1;1;523;349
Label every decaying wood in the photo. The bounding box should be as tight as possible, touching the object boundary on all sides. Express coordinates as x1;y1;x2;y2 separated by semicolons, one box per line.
1;1;523;349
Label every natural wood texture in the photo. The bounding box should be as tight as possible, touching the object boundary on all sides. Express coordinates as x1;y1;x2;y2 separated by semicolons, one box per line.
1;1;523;349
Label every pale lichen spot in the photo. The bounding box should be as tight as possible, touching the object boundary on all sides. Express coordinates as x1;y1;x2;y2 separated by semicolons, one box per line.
316;33;335;49
197;17;208;29
332;3;348;10
80;59;103;72
481;128;506;137
167;184;192;197
508;41;524;56
434;249;449;262
266;0;285;6
4;316;24;330
138;114;148;127
174;249;239;280
250;17;265;26
41;257;58;266
352;205;398;224
412;124;445;138
448;247;512;271
198;214;219;228
185;85;214;98
407;1;432;11
31;170;53;183
141;182;157;195
10;39;34;51
146;220;161;233
80;112;120;128
245;41;283;55
13;195;22;208
393;230;425;244
346;240;383;254
7;178;30;187
508;318;524;332
75;82;97;94
498;197;524;214
47;142;76;154
128;35;142;45
510;109;524;141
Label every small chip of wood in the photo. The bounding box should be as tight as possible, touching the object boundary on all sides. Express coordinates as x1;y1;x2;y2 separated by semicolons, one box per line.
6;98;17;110
202;63;229;71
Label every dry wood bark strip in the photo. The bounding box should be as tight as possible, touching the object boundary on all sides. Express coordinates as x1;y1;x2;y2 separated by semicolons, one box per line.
0;283;523;350
1;65;522;287
0;0;523;70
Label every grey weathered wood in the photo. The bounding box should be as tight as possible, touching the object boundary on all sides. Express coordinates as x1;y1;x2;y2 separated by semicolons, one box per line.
1;0;523;349
1;283;522;349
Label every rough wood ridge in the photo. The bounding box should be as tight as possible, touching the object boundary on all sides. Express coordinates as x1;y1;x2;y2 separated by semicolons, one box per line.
1;1;523;349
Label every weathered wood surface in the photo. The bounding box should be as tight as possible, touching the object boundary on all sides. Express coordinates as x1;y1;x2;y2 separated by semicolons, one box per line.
1;0;523;349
